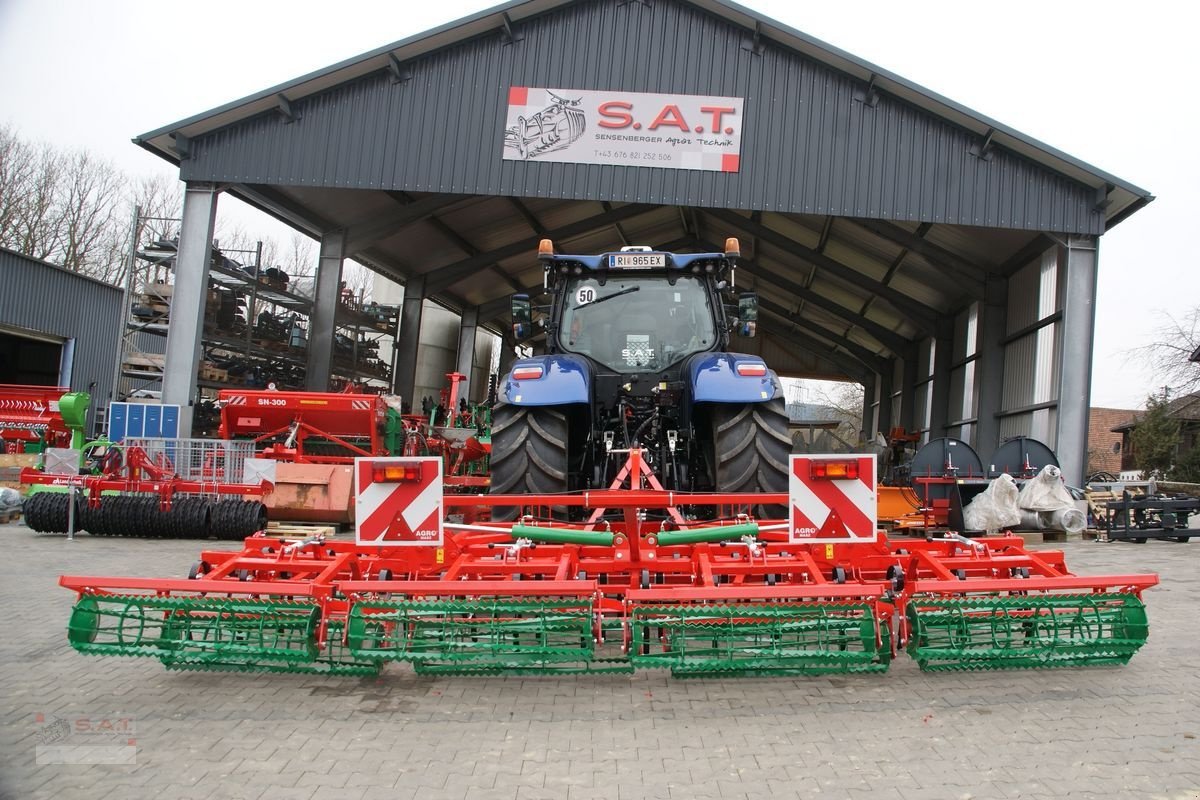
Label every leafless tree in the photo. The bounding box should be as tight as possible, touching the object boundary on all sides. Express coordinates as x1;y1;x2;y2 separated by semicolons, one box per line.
0;127;64;261
57;150;126;277
0;124;132;282
0;125;33;244
1129;308;1200;397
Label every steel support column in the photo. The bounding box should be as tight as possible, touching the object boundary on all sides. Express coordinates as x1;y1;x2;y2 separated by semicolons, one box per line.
975;278;1007;458
455;306;479;402
859;373;876;444
1055;235;1099;484
305;230;345;390
394;275;425;409
900;357;918;435
928;320;953;439
875;365;894;437
499;332;518;378
161;182;218;435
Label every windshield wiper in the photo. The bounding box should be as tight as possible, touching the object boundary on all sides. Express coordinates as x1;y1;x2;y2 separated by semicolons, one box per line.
581;285;639;309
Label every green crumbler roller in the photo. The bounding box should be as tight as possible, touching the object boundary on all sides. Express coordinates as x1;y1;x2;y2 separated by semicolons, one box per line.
160;621;382;676
906;593;1149;672
68;594;323;667
347;597;601;673
630;603;891;677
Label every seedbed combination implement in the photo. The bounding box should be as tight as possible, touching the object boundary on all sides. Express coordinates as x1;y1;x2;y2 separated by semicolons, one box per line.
56;241;1157;676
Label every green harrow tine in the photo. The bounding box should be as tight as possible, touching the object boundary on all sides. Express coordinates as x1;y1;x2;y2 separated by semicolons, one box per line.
348;597;595;672
906;593;1149;671
631;603;890;677
68;594;321;665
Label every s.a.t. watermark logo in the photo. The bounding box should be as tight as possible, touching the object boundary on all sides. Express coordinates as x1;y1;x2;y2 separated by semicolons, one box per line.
35;712;137;765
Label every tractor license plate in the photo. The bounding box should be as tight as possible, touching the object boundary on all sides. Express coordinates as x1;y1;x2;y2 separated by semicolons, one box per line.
610;253;665;268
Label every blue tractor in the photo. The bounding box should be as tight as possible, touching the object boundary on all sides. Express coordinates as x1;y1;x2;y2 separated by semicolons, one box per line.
491;237;791;520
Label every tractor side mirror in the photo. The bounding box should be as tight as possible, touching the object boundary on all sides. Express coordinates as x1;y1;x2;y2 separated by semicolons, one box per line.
511;294;533;341
737;292;758;338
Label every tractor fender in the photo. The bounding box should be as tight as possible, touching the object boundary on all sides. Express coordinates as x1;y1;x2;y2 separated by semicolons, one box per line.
687;353;781;403
500;355;591;406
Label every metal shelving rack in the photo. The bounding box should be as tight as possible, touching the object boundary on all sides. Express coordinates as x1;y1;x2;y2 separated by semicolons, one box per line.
112;209;398;406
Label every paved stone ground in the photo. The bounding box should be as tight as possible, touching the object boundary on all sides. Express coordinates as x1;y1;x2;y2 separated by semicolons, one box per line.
1;527;1198;800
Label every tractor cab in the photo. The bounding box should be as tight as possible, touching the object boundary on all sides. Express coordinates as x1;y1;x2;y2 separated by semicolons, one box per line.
557;270;718;374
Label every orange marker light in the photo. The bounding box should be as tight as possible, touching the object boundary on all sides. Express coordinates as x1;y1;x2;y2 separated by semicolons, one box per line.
373;464;422;482
810;460;859;480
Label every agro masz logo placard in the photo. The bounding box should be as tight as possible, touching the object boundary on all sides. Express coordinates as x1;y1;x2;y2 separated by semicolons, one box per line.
503;87;744;173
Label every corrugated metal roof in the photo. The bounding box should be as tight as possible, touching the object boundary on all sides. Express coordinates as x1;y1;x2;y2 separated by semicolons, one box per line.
135;0;1151;230
123;0;1154;385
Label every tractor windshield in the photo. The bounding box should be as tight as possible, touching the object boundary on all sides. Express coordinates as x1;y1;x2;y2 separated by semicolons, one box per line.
558;274;717;373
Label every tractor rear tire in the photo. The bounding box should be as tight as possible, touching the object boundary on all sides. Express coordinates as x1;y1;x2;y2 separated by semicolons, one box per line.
489;402;570;522
710;397;792;519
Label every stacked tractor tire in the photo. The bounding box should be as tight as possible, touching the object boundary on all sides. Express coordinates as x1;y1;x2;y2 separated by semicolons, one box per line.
23;492;266;540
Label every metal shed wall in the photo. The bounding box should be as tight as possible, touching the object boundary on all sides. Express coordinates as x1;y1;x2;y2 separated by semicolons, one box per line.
0;248;122;435
180;0;1104;235
999;247;1063;444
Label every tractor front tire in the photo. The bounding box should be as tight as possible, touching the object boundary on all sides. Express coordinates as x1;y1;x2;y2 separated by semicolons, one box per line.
711;397;792;519
489;402;570;522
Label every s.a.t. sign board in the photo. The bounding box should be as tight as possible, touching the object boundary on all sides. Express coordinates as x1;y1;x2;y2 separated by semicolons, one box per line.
503;87;743;172
354;457;443;546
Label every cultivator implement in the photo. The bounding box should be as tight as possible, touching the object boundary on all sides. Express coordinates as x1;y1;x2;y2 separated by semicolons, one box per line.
56;452;1159;677
22;439;269;538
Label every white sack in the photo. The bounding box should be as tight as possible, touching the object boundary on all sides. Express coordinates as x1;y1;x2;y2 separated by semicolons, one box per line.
1018;464;1075;512
962;473;1022;534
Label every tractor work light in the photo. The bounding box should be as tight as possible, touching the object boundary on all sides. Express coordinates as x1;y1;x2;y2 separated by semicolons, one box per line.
735;362;767;377
810;460;860;480
512;365;544;381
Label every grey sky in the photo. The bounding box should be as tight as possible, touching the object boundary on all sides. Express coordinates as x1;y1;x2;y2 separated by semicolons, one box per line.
0;0;1189;409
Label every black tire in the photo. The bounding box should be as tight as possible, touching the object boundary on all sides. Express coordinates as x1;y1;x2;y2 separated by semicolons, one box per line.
489;401;570;522
78;500;101;535
23;493;50;532
708;397;791;518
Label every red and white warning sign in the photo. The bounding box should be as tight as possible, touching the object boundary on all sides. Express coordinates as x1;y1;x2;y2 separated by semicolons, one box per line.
788;454;878;544
354;457;443;546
